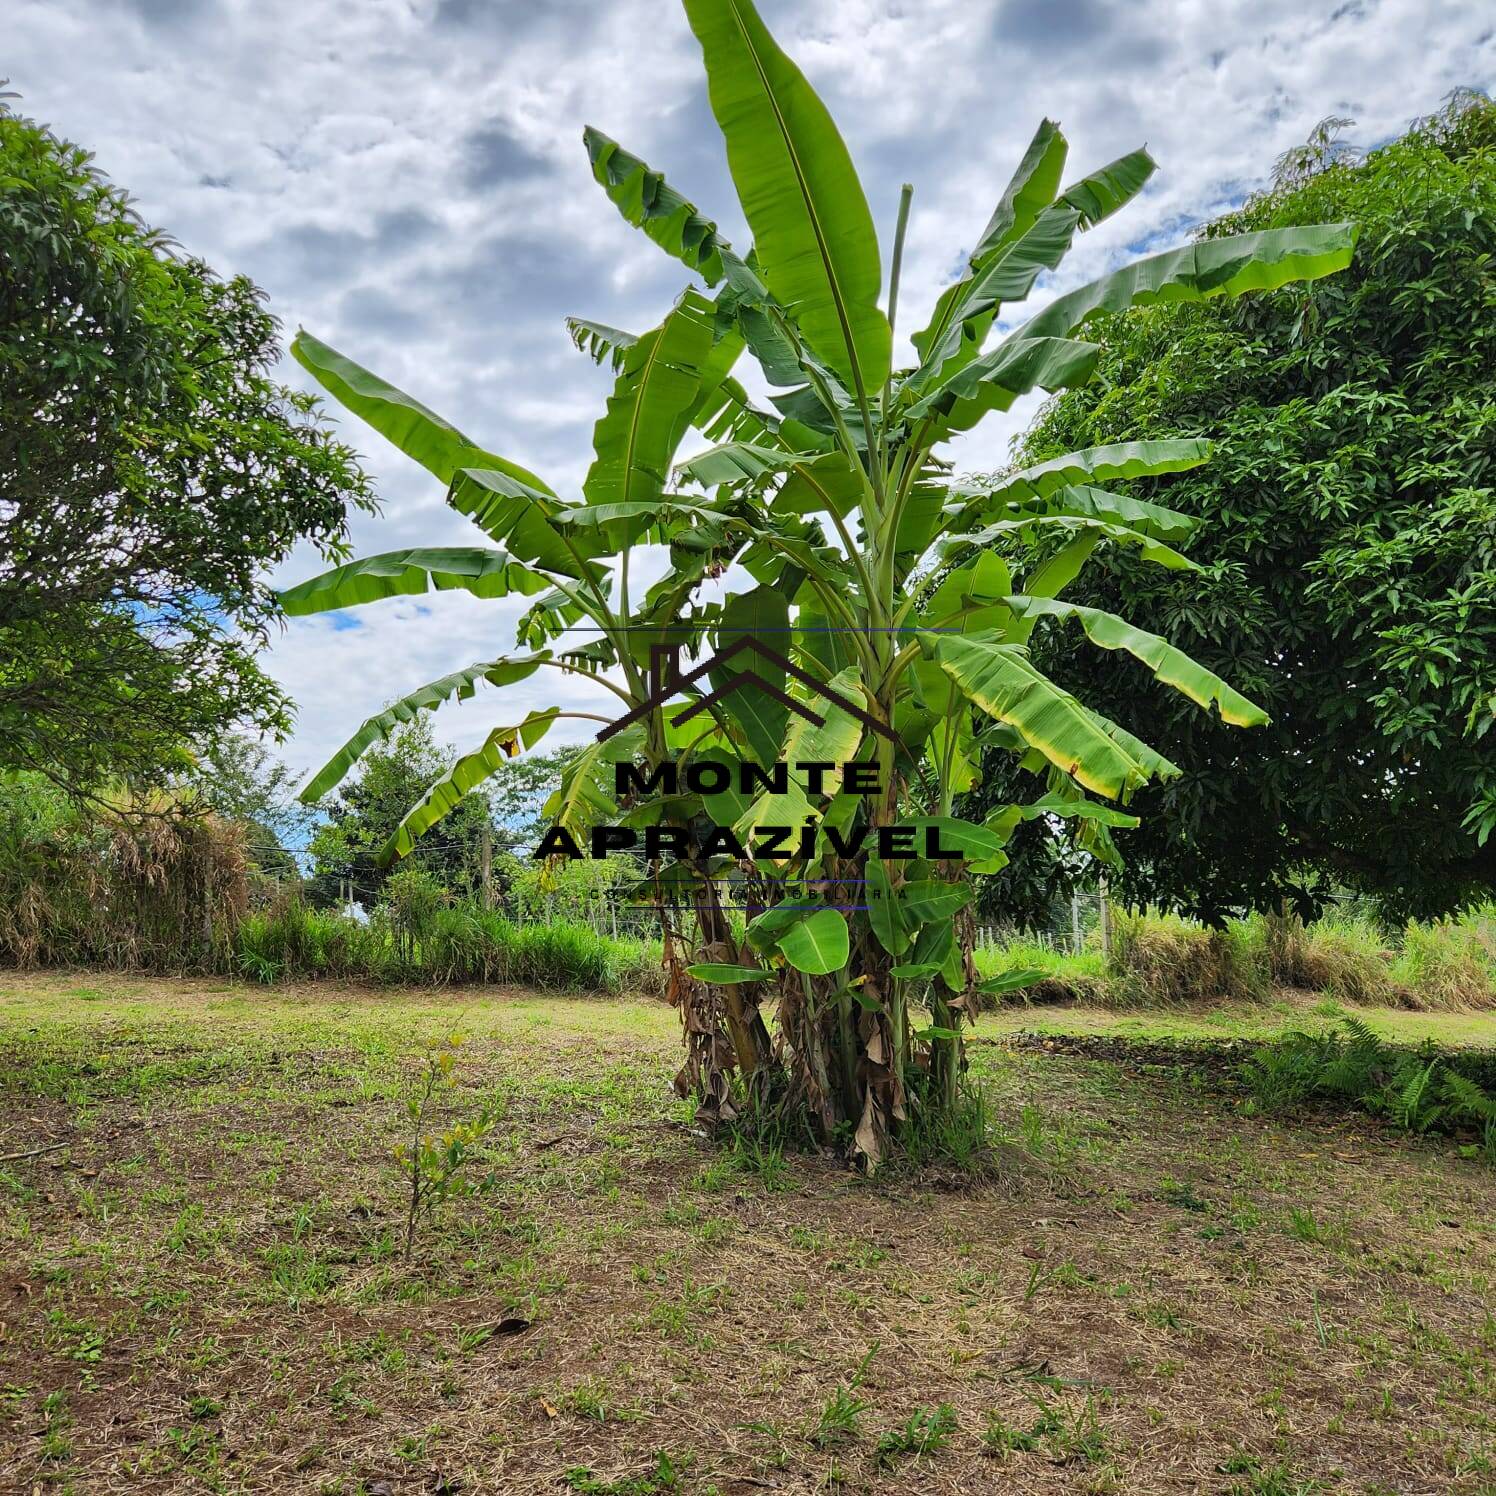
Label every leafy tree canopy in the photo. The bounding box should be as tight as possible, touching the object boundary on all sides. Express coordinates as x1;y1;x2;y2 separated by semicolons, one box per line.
306;718;492;906
0;100;374;795
975;95;1496;923
183;733;313;878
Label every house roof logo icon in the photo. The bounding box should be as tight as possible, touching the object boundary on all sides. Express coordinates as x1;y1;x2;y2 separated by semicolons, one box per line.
596;637;898;745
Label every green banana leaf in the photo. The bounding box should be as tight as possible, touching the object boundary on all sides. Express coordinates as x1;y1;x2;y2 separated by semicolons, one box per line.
674;441;800;488
710;585;790;768
447;467;597;578
944;513;1197;575
299;653;554;804
291;330;553;493
1013;223;1358;342
977;967;1048;995
866;856;913;956
1020;484;1198;545
686;963;769;984
734;666;867;842
969;118;1068;268
584;292;716;515
925;630;1156;800
683;0;890;394
899;816;1010;874
1002;595;1269;726
907;336;1100;436
583;128;734;285
912;118;1067;363
276;547;552;615
544;726;645;840
776;907;850;975
910;150;1154;393
957;440;1211;513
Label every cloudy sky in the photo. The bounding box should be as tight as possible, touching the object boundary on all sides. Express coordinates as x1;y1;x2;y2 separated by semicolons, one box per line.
9;0;1494;787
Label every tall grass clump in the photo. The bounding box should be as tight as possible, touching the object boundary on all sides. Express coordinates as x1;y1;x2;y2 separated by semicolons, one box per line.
1392;912;1496;1010
1106;909;1268;1007
972;937;1106;1004
0;774;247;971
1238;911;1394;1005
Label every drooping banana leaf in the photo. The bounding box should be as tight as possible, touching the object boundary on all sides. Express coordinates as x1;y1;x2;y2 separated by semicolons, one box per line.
566;316;638;371
299;653;554;804
693;373;791;448
674;441;802;488
941;512;1197;575
1002;595;1269;726
953;438;1210;516
985;789;1142;846
1024;484;1198;545
276;547;553;615
907;336;1100;437
1011;223;1359;343
583;128;734;285
379;708;564;864
898;816;1011;874
291;330;553;493
447;467;598;578
682;0;890;395
516;582;597;648
924;630;1157;800
543;725;646;842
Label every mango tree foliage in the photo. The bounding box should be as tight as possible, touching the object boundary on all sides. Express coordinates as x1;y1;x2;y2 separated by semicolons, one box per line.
974;97;1493;926
282;0;1354;1168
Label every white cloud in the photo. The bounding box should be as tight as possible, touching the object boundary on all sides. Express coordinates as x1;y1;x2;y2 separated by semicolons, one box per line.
8;0;1494;781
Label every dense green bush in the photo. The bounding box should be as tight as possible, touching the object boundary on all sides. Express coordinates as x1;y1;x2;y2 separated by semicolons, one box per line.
234;897;663;995
979;95;1496;922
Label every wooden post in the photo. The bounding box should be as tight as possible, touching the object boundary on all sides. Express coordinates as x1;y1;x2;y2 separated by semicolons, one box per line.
480;823;492;909
1071;894;1081;954
1099;877;1112;960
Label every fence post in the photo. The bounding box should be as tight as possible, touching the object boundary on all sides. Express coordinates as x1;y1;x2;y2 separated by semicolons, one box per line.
480;823;493;909
1099;877;1112;959
1071;894;1081;954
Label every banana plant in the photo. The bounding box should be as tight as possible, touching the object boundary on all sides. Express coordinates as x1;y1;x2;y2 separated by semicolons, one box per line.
560;0;1355;1165
282;0;1355;1169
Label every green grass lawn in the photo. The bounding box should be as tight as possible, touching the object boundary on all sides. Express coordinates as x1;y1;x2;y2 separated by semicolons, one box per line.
1;970;1493;1494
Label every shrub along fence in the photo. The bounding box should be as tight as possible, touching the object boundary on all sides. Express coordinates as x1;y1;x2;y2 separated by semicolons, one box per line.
976;907;1496;1011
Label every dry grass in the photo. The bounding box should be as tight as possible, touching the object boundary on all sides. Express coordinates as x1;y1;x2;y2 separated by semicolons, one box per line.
0;971;1493;1494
